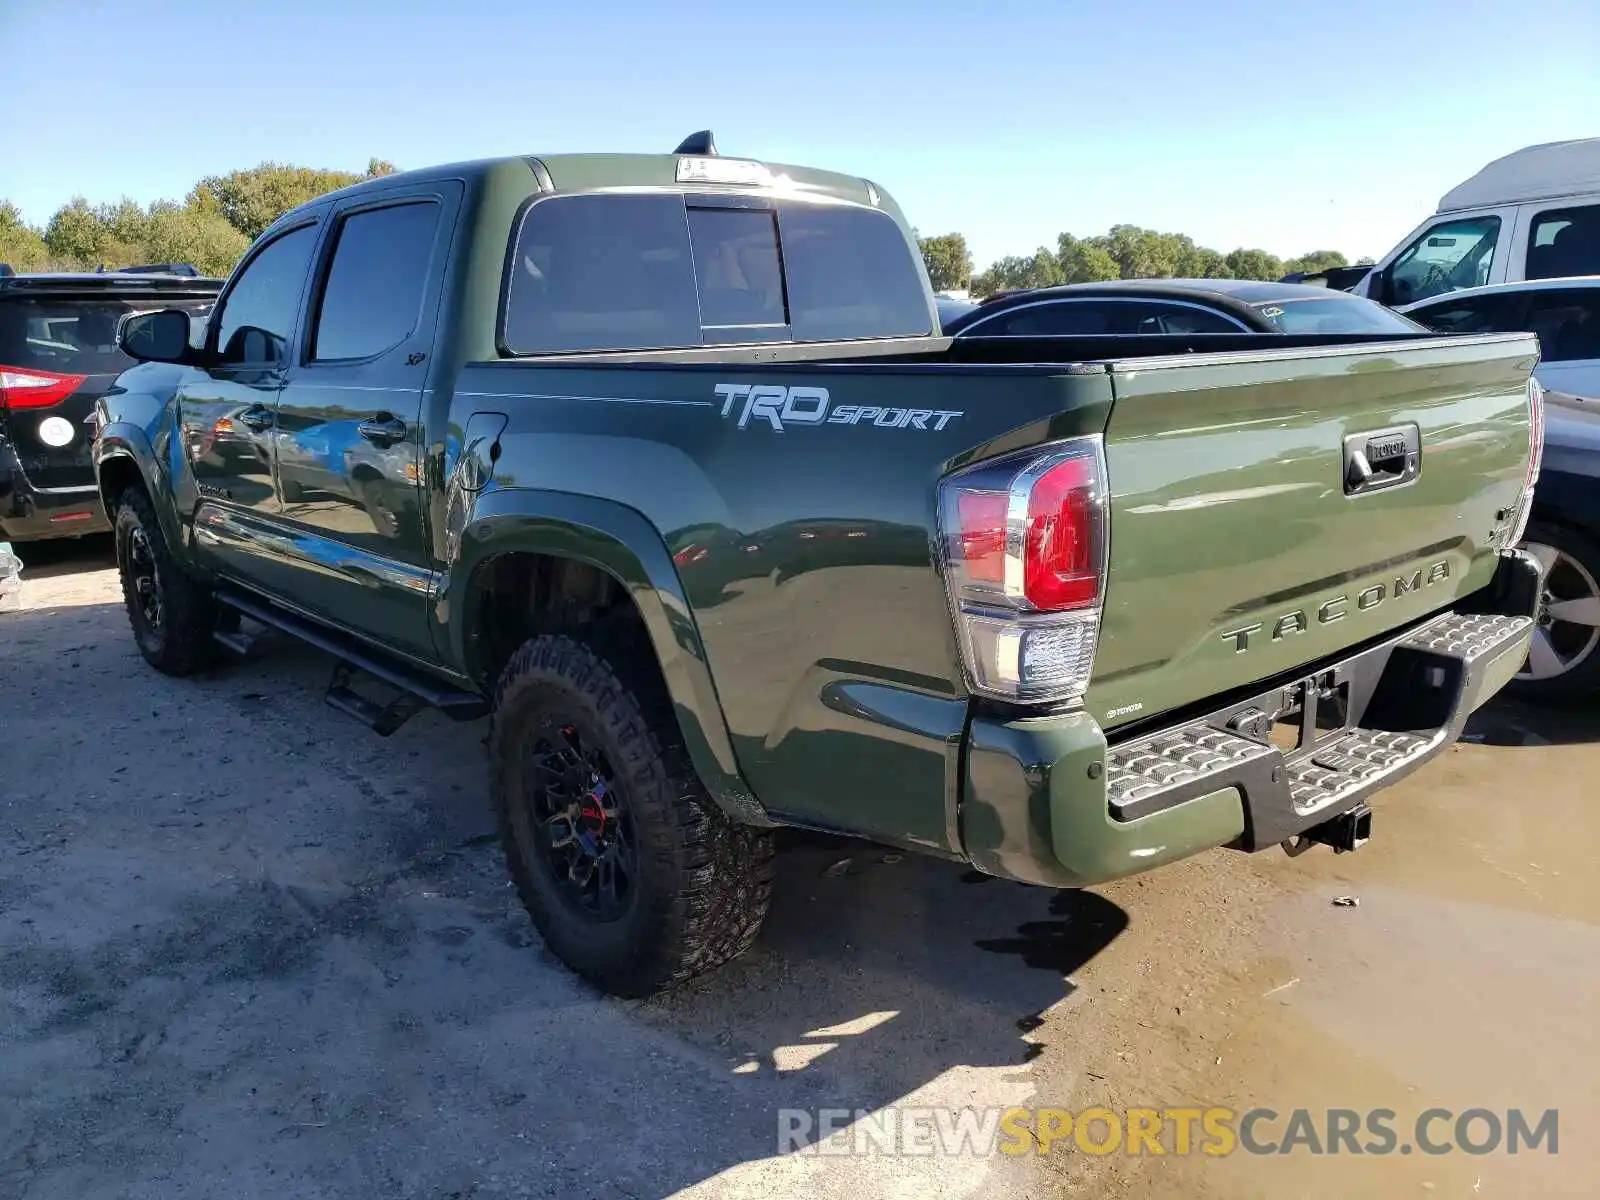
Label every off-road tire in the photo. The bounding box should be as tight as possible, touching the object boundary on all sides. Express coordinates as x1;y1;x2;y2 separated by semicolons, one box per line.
113;486;217;676
490;633;774;997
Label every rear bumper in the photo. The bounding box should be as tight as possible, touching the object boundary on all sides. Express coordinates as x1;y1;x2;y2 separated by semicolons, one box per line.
960;550;1541;888
0;448;109;541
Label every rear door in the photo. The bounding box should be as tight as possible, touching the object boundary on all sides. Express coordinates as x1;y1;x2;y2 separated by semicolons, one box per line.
0;292;210;494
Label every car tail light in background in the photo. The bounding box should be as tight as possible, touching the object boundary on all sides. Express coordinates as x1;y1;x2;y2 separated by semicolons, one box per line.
937;436;1109;704
1505;375;1546;549
0;367;87;411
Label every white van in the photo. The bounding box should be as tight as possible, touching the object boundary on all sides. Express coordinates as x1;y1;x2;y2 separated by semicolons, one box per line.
1354;138;1600;307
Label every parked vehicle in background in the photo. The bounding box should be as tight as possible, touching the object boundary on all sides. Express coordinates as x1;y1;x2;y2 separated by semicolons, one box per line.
1401;277;1600;404
1404;277;1600;698
96;138;1541;998
935;294;977;329
1350;138;1600;307
0;267;220;542
944;279;1427;337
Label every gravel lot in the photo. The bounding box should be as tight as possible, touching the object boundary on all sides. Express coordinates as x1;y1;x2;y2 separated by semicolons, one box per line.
3;537;1597;1198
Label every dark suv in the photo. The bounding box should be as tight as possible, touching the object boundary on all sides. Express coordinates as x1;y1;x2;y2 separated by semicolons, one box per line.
0;265;221;542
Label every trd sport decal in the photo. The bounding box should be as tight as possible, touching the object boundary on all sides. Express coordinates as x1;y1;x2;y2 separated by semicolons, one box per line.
713;384;963;433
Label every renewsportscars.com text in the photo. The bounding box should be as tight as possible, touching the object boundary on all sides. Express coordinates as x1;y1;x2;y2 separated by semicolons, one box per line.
778;1106;1559;1158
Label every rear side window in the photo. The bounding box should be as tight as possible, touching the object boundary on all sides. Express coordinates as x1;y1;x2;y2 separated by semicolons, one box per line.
502;193;931;354
1525;290;1600;362
0;297;212;374
1407;293;1526;334
312;201;441;361
1526;205;1600;280
966;299;1243;336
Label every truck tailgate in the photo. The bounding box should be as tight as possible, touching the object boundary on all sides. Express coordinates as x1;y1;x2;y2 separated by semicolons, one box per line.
1088;333;1538;731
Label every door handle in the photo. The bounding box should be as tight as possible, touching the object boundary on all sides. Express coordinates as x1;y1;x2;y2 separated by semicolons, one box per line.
239;405;274;432
357;414;408;447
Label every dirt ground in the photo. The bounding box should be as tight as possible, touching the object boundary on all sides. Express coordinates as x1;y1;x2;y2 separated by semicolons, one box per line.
2;536;1596;1199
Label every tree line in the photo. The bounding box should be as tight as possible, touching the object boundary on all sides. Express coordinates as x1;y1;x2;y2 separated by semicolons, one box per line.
0;161;398;278
919;229;1373;296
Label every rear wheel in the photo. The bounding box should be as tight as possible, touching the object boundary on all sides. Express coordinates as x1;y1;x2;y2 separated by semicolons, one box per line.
490;634;774;997
113;487;217;676
1509;521;1600;701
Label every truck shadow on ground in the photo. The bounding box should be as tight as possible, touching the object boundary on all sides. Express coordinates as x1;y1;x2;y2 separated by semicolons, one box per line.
1464;693;1600;746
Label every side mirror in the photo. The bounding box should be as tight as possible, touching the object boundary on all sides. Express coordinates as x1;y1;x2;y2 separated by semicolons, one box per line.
120;309;194;364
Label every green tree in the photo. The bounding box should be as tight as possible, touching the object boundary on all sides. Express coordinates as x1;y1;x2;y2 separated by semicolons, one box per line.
188;160;399;240
141;203;253;277
43;198;109;266
918;232;973;291
1056;234;1119;283
0;201;50;270
972;247;1063;296
1224;247;1285;281
1281;249;1349;277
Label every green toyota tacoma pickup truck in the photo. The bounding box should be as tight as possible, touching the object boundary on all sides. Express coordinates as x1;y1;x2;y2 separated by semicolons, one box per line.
94;134;1546;997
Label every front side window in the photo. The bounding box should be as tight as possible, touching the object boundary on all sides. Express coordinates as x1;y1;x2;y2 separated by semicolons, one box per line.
214;224;318;366
1133;303;1245;334
312;202;440;361
1385;216;1500;306
1526;205;1600;280
501;193;931;354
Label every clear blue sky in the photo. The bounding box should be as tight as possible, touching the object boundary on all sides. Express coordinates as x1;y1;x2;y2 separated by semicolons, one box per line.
3;0;1596;268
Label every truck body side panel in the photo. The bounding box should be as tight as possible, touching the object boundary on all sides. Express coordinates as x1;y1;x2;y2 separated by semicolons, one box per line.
443;360;1115;851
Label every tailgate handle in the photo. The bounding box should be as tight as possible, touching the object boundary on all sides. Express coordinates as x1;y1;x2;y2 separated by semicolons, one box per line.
1343;424;1419;496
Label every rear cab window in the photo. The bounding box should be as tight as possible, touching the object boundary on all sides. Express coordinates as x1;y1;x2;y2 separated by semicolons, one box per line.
501;192;931;354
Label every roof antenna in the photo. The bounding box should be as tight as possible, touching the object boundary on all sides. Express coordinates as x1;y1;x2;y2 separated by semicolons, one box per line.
674;130;717;156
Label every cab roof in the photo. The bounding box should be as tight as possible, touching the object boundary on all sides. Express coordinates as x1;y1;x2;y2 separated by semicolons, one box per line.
312;152;889;214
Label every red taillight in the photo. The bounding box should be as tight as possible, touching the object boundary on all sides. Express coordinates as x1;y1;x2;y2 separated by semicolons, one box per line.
938;437;1109;704
0;366;88;411
1024;456;1100;611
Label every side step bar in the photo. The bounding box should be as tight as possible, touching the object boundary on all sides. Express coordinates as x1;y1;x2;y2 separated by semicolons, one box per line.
214;587;489;736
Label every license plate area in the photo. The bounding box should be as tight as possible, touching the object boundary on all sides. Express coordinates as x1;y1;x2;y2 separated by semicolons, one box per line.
1235;670;1352;757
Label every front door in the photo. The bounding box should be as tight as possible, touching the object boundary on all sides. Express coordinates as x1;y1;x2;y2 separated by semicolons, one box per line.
178;221;321;590
272;190;456;660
